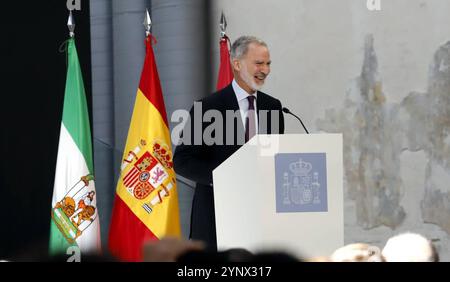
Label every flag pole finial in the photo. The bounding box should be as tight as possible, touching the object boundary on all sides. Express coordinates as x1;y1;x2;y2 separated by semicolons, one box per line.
220;11;227;38
67;10;75;38
144;8;152;36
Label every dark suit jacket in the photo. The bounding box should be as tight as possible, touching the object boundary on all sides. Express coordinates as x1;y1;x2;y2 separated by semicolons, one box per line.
173;83;284;251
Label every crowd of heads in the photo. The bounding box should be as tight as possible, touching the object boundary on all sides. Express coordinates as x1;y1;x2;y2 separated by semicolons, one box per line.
0;231;440;262
142;231;440;263
309;232;439;262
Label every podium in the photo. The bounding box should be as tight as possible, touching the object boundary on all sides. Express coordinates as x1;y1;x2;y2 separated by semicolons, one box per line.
212;134;343;258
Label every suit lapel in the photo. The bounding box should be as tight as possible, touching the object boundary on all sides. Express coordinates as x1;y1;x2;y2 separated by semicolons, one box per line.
221;84;245;145
222;84;240;112
256;91;268;134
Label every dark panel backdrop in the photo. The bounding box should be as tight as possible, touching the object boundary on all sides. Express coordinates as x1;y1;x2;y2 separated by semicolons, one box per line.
0;1;92;259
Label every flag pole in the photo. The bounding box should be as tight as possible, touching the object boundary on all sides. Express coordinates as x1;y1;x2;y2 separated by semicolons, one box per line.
220;11;227;38
144;8;152;37
216;11;233;91
67;10;75;38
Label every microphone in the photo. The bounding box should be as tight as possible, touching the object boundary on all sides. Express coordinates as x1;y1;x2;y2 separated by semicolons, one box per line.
282;107;309;134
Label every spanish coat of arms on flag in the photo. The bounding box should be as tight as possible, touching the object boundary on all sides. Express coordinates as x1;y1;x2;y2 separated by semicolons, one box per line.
108;35;181;261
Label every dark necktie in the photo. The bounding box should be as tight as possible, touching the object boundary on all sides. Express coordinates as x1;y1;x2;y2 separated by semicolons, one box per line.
245;95;256;142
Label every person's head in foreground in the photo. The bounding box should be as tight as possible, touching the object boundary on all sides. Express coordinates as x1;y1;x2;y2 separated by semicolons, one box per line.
330;243;384;262
382;232;439;262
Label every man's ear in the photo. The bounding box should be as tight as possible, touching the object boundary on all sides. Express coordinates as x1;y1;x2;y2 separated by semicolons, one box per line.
232;59;241;72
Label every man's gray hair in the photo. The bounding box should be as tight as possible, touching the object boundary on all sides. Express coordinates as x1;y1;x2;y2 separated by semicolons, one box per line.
230;36;268;60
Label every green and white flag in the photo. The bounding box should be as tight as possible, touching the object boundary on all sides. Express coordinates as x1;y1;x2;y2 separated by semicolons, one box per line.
49;38;101;255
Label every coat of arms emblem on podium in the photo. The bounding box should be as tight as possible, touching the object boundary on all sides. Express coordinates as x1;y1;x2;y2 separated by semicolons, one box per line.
275;153;328;213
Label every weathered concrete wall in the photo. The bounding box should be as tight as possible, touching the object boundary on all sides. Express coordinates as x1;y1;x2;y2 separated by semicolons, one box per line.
212;0;450;260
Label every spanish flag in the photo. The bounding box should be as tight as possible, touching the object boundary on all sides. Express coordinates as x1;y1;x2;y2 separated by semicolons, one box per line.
216;34;233;91
108;36;181;261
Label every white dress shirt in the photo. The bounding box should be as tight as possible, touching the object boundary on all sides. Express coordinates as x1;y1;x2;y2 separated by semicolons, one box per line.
231;79;258;134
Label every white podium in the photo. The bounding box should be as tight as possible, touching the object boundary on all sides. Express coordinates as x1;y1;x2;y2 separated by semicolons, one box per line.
212;134;343;258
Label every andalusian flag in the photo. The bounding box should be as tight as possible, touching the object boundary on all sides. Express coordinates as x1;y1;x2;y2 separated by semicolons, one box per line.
108;36;181;261
50;38;101;255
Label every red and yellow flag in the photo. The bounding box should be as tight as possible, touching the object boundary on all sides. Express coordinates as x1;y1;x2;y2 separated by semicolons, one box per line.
108;36;181;261
216;35;234;91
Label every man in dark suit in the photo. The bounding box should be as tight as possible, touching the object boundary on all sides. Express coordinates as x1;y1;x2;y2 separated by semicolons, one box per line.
174;36;284;251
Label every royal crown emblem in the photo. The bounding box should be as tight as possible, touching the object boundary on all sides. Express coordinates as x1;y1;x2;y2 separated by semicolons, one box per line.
152;141;173;169
289;158;312;176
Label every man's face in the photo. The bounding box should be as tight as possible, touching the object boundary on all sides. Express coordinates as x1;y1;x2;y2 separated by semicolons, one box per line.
233;43;271;93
